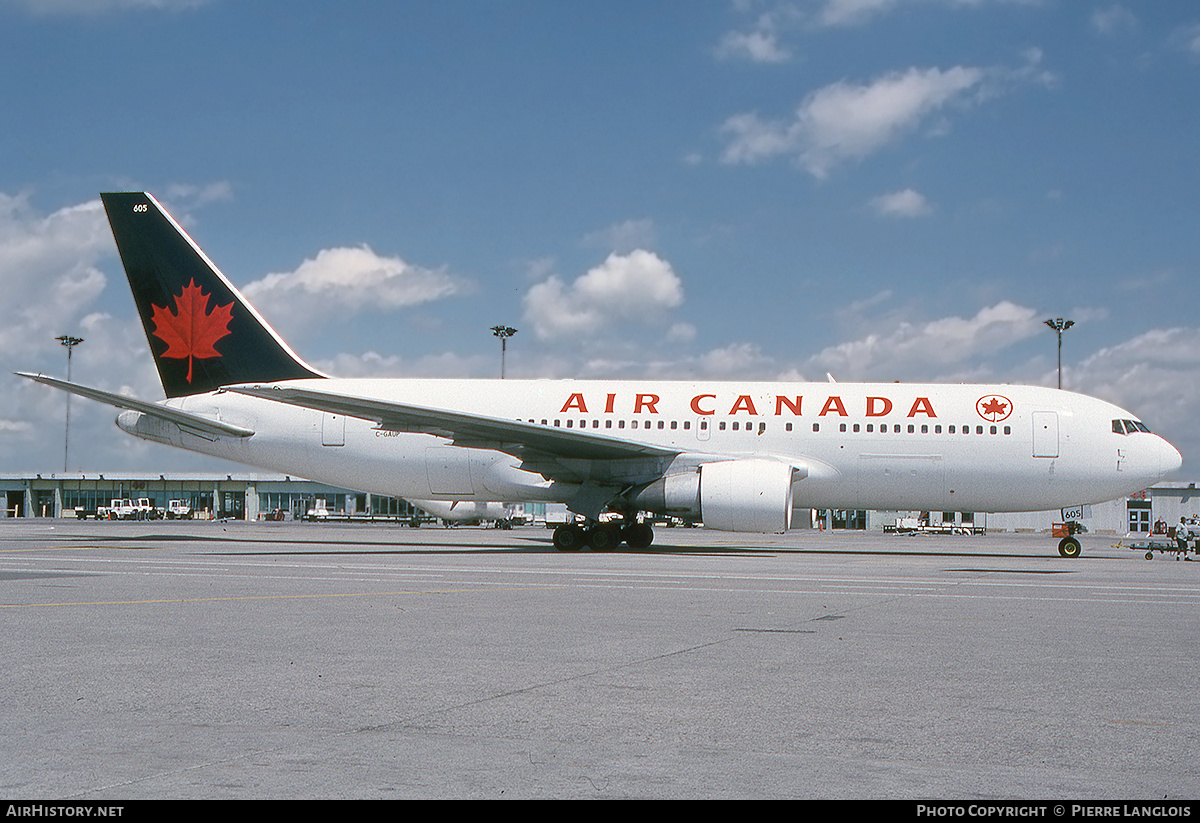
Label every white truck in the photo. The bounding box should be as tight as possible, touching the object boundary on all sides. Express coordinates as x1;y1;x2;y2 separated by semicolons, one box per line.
98;498;136;520
97;498;161;520
165;500;192;520
304;499;330;521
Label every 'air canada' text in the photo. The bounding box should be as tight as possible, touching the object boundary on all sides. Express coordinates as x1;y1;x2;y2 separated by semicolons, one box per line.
559;393;938;418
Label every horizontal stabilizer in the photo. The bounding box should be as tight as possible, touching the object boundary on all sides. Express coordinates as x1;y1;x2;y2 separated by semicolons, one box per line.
16;372;254;439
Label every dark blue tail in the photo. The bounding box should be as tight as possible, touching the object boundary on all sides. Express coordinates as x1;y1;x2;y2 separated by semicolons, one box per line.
101;192;322;398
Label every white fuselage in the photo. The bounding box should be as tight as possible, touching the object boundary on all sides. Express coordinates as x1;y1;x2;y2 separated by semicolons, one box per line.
118;378;1181;517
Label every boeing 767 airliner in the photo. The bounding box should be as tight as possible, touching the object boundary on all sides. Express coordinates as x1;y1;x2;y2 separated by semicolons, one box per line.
19;193;1182;556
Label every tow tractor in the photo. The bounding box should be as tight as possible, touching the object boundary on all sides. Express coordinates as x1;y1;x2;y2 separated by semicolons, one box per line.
1117;538;1195;560
1118;527;1199;561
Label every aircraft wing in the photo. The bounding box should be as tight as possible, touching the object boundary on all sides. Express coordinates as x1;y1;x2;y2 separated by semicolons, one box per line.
228;383;680;463
17;373;255;439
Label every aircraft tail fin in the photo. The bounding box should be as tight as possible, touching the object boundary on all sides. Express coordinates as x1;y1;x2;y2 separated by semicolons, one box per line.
100;192;323;398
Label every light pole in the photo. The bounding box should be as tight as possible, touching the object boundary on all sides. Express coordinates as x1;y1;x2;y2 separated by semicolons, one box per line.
1043;318;1073;390
491;326;517;379
56;334;84;471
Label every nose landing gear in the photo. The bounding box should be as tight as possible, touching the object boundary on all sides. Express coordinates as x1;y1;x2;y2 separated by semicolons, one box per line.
1054;519;1084;558
1057;535;1082;558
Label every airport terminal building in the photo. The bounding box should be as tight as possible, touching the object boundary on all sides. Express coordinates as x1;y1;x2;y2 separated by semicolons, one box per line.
3;471;1197;537
0;472;423;523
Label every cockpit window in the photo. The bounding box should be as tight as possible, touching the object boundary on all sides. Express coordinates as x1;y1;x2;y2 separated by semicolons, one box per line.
1113;419;1152;435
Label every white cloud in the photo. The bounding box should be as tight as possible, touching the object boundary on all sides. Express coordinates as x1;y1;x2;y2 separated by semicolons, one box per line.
665;322;697;343
870;188;933;217
816;0;1046;29
522;250;684;339
714;3;801;63
1073;327;1200;413
720;65;986;177
715;28;792;64
313;350;493;380
700;342;772;375
804;300;1043;379
1090;5;1138;36
0;194;112;358
838;289;895;320
817;0;898;27
163;181;234;208
1070;327;1200;472
582;218;657;253
241;245;466;334
1171;23;1200;57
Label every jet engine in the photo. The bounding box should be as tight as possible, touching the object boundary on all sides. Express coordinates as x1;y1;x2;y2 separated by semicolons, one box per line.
632;458;796;533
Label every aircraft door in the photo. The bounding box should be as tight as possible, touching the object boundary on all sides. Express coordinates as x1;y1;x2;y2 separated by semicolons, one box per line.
1032;411;1059;458
322;412;345;447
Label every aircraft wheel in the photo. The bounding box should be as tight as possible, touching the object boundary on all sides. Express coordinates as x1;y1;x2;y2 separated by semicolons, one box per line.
553;524;586;552
1058;536;1082;558
624;522;654;549
587;525;620;552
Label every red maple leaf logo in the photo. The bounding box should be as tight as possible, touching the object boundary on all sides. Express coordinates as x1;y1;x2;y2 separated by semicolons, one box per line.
149;279;234;383
976;395;1013;422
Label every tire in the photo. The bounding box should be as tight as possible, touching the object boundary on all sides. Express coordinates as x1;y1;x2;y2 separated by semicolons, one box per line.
624;522;654;549
1058;536;1082;558
553;524;586;552
587;525;620;552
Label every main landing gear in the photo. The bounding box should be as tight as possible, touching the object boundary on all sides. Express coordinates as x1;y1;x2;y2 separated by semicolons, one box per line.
552;520;654;552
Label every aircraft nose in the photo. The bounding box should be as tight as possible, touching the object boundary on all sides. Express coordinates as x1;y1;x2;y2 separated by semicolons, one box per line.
1161;437;1183;476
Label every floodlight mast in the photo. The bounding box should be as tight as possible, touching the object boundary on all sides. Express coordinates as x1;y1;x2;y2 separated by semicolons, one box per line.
55;334;84;471
1043;318;1074;390
490;326;517;379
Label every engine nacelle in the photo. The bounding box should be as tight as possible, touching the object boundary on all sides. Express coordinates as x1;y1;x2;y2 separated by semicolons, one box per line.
699;459;794;533
117;410;180;446
631;459;795;533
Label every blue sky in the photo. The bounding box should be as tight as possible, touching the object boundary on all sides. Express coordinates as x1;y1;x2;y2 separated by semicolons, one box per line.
2;0;1199;480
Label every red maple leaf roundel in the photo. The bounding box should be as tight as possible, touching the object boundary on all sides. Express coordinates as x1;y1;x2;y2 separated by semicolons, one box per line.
976;394;1013;422
149;278;234;383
